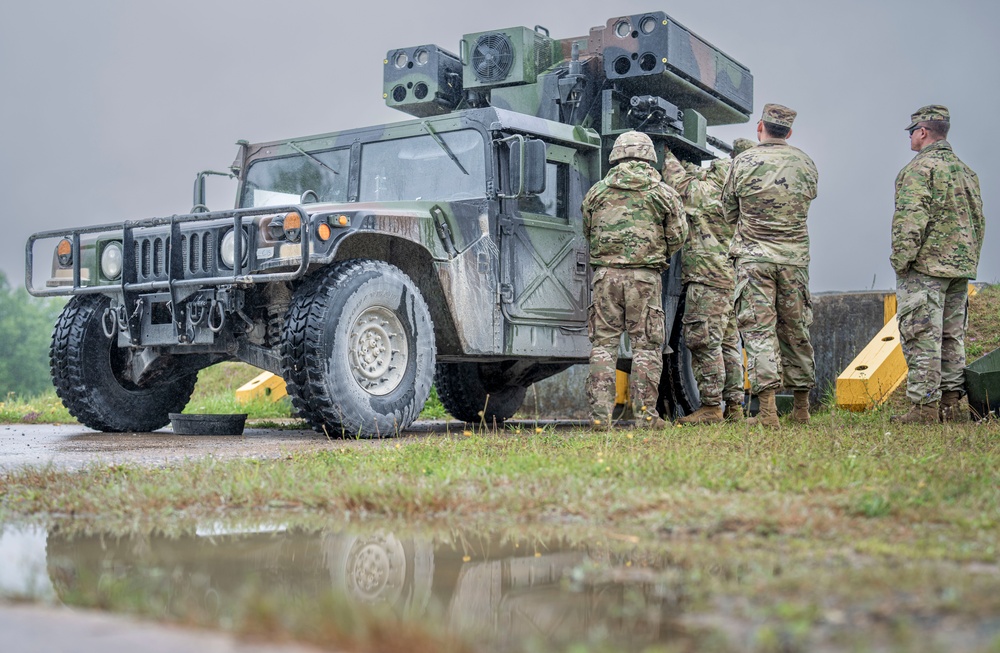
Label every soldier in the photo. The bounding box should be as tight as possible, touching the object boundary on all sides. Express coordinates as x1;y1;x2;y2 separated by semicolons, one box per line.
582;131;687;428
890;105;986;424
722;104;819;428
662;138;755;425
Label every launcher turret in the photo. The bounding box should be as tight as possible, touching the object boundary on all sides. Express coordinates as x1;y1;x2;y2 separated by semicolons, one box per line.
383;10;752;161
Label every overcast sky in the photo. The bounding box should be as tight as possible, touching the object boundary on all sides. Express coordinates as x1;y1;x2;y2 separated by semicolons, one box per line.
1;0;996;292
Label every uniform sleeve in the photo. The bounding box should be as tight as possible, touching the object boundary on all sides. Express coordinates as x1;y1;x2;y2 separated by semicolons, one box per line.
660;185;688;257
890;163;933;274
661;149;694;194
968;169;987;260
721;159;741;225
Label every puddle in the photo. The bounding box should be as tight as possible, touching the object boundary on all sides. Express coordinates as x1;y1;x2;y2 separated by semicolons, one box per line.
0;524;56;601
2;520;1000;652
0;521;696;650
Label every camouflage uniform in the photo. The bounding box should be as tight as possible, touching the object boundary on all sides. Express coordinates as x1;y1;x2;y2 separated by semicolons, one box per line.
722;104;819;395
891;105;985;407
582;132;687;425
662;146;748;407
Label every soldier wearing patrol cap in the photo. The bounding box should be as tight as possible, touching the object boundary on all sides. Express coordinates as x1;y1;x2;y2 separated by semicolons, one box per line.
661;137;755;425
582;131;687;429
890;105;986;424
722;103;819;428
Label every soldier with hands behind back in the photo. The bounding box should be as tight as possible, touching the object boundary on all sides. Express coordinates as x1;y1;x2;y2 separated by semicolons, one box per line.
663;138;755;425
890;105;986;424
582;131;687;429
722;104;819;429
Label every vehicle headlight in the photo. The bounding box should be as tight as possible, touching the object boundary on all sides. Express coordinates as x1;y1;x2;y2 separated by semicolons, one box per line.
220;228;248;269
100;242;123;280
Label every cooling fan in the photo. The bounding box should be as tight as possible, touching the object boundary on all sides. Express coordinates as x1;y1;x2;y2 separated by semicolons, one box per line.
471;32;515;83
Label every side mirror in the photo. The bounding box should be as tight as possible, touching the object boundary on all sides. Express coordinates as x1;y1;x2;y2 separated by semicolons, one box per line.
507;137;547;197
191;170;236;214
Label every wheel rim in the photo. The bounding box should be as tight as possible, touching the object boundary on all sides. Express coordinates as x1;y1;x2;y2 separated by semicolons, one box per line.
344;534;406;604
348;305;408;396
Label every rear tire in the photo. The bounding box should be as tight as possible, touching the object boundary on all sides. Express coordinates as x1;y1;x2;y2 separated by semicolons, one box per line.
281;259;435;437
434;362;527;424
50;295;197;432
657;257;700;419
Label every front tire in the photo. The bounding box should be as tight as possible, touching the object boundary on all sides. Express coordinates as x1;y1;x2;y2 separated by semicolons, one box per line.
50;295;197;432
281;260;436;437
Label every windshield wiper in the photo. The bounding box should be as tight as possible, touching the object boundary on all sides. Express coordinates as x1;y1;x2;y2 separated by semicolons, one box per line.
421;121;469;176
287;141;340;176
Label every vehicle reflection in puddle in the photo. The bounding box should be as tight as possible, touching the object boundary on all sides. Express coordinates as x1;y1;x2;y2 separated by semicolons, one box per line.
28;522;684;651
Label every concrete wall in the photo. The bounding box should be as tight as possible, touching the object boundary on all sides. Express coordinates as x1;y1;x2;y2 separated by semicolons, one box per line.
521;290;894;418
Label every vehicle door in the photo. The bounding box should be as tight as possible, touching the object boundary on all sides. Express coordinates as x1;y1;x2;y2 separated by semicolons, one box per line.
497;138;591;355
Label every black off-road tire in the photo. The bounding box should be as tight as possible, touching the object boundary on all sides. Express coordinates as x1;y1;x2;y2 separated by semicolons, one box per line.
657;257;700;419
50;295;197;432
434;362;527;424
661;325;700;419
280;259;435;437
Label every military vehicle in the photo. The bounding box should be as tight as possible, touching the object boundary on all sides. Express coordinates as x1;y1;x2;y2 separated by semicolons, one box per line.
25;11;752;436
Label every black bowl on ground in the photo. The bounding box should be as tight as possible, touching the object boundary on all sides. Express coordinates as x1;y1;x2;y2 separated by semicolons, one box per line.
169;413;248;436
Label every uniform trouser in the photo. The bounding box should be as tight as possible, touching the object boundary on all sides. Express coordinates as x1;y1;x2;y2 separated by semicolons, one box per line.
681;282;744;406
895;269;969;405
586;267;665;422
734;261;815;393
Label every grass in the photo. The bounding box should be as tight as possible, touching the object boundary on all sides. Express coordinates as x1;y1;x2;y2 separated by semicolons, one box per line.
967;283;1000;361
3;414;998;552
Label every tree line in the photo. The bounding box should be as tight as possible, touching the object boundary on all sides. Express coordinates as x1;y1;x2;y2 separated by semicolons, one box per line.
0;271;66;398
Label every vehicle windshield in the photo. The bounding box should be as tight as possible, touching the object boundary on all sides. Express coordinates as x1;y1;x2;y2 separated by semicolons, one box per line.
359;129;486;202
240;148;350;208
239;129;487;208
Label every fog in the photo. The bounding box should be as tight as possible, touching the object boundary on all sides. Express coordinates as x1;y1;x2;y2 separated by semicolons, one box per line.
1;0;996;291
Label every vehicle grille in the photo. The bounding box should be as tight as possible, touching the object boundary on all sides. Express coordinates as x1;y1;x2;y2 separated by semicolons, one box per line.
133;231;217;282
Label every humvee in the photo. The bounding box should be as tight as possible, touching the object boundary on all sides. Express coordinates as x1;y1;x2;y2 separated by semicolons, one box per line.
25;11;752;436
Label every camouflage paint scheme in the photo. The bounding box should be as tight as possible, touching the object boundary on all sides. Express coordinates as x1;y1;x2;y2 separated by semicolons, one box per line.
581;156;685;423
895;270;969;404
723;134;818;394
890;140;985;279
26;10;753;426
661;148;743;406
892;130;985;405
586;267;665;424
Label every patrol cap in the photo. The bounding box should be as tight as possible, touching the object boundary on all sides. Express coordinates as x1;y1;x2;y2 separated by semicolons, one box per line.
761;103;796;128
731;137;755;156
905;104;949;131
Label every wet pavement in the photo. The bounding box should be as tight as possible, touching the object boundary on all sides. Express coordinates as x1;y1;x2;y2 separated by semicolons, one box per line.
0;603;326;653
0;420;585;472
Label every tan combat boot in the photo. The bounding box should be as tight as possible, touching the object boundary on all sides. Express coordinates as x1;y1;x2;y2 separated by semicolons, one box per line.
939;391;964;423
724;400;744;421
791;390;811;424
747;390;780;428
890;401;940;425
677;404;724;425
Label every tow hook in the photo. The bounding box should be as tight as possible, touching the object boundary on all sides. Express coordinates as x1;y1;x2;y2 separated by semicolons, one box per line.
208;300;226;333
101;307;118;338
